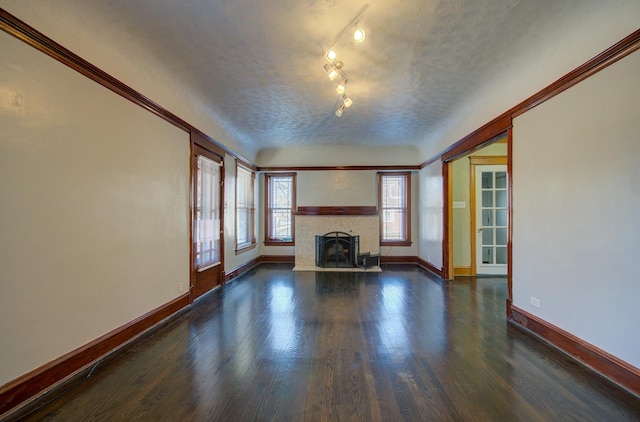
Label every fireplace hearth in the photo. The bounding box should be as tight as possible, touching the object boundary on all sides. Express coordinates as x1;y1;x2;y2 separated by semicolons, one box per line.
316;231;359;268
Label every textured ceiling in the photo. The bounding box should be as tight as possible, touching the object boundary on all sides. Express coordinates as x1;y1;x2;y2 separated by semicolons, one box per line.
32;1;594;156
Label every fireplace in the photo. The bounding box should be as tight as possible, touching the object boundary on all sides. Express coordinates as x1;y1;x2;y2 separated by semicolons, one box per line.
315;231;360;268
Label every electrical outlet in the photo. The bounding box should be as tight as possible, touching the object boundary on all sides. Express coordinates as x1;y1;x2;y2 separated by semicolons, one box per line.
530;296;540;308
179;282;184;293
427;255;431;262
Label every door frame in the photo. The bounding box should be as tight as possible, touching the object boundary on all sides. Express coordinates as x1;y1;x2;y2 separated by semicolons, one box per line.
190;134;226;303
469;156;508;276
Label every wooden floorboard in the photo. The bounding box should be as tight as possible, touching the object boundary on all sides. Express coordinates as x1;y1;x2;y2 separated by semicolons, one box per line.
9;264;640;421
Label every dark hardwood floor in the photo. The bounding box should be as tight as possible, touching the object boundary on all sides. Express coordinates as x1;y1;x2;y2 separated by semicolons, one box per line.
10;264;640;421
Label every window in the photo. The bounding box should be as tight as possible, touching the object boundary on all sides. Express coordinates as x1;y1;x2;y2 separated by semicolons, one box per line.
379;172;411;246
195;155;222;267
236;164;255;252
265;173;296;246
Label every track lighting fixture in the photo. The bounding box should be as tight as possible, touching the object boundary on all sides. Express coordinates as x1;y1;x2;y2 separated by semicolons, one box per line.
322;5;369;117
323;63;339;81
353;28;366;42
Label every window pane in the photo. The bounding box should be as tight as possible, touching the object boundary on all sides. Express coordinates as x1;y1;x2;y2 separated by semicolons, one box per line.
495;190;507;208
482;172;493;188
382;210;405;240
496;228;508;246
380;173;408;242
496;209;508;227
236;166;254;249
482;247;493;264
195;156;221;267
482;209;493;227
267;175;294;242
495;172;507;189
482;191;493;207
482;228;494;246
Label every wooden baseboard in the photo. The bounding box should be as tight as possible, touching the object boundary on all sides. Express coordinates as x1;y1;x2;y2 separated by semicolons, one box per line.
509;305;640;397
0;293;190;417
454;266;472;276
380;255;417;264
416;257;444;278
259;255;295;264
223;258;260;283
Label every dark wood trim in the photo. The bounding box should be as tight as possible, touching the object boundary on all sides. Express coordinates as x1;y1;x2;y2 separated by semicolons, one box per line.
509;305;640;397
441;115;513;163
419;155;441;169
416;257;444;278
0;293;190;417
258;165;421;172
224;258;260;283
264;241;295;247
0;9;254;169
421;29;640;168
294;206;378;216
259;255;296;264
380;256;417;264
506;127;514;317
226;254;297;283
442;161;452;280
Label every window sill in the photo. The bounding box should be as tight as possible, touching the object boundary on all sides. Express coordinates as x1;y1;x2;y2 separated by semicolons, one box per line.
381;240;413;247
264;240;295;247
235;243;256;254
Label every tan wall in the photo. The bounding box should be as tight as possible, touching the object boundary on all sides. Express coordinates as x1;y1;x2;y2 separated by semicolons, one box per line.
0;31;190;384
512;48;640;368
451;141;507;269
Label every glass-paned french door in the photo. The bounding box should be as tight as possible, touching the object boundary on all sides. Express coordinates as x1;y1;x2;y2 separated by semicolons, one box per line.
475;165;508;275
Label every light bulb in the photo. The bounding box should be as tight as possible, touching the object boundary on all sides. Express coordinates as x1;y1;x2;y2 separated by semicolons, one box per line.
342;94;353;107
335;105;345;117
324;63;339;81
336;81;346;94
353;28;365;42
326;49;337;61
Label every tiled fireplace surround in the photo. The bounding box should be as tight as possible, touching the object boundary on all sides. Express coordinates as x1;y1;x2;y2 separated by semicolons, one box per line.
294;207;380;268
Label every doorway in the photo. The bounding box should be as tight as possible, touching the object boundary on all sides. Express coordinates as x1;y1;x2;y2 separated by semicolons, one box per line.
448;135;508;278
471;160;508;275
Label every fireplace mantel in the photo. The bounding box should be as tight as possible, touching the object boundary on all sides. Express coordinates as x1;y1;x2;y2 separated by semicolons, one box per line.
293;206;378;216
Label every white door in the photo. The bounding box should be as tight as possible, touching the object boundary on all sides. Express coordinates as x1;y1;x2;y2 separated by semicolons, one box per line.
475;165;508;275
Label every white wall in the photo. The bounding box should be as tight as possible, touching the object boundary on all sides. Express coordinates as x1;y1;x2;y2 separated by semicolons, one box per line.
0;31;190;384
512;49;640;368
417;161;443;270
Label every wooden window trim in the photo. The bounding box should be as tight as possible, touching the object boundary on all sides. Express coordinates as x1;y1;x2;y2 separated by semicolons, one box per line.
378;172;412;246
264;172;296;246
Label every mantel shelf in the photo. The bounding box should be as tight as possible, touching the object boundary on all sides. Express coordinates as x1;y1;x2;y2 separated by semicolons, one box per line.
294;206;378;216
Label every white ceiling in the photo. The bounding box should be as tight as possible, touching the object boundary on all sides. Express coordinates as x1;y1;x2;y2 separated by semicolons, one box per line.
4;1;624;159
